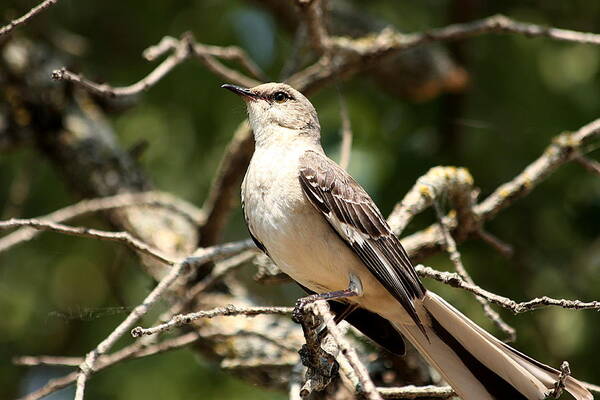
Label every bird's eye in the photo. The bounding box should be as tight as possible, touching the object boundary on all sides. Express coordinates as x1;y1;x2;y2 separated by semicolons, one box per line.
273;91;288;103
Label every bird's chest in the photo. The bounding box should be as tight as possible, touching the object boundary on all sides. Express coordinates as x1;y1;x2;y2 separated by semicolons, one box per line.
241;149;350;292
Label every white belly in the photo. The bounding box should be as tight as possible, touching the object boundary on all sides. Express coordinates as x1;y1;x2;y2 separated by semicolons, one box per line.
241;146;402;319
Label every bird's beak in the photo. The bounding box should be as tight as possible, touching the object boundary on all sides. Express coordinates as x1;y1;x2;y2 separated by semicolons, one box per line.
221;84;258;100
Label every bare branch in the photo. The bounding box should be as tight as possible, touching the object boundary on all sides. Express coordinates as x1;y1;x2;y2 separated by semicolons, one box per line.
401;118;600;262
131;304;293;337
199;122;254;247
388;166;475;236
295;0;330;53
378;385;454;399
477;229;514;259
0;218;175;265
0;191;204;254
575;155;600;176
52;32;259;98
415;264;600;314
51;34;192;98
433;201;516;341
311;301;382;400
289;14;600;93
13;355;81;367
72;239;253;400
476;119;600;221
548;361;570;399
0;0;59;37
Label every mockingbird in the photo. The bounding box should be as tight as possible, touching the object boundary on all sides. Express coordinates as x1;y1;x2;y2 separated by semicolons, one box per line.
222;82;591;400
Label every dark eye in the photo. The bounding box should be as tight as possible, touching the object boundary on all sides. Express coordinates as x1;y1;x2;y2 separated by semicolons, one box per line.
273;91;288;103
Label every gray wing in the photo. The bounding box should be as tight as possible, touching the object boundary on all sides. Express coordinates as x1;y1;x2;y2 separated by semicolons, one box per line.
298;150;425;330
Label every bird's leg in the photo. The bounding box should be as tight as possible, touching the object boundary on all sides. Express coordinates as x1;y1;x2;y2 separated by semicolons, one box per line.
292;273;363;324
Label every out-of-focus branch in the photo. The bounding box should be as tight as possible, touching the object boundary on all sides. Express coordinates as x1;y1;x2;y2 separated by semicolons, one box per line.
415;265;600;313
295;0;330;53
73;239;253;400
0;0;59;37
0;218;175;265
400;118;600;262
289;14;600;94
144;37;267;81
388;166;475;236
575;155;600;176
0;191;204;254
378;385;454;399
51;32;259;98
131;304;293;337
198;122;254;247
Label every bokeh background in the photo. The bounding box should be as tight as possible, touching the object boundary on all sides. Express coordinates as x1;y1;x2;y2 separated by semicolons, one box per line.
1;1;599;399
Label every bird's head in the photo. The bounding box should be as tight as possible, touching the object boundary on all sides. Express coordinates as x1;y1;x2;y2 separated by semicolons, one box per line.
222;82;320;147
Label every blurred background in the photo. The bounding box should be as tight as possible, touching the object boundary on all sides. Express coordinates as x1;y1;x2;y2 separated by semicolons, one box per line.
1;1;599;399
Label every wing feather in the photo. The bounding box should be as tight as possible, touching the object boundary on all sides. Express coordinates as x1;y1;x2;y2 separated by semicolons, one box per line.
298;150;426;330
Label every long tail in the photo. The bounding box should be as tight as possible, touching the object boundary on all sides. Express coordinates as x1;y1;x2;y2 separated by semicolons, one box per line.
393;291;592;400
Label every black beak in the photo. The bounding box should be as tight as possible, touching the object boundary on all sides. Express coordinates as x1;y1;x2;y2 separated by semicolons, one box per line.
221;84;257;99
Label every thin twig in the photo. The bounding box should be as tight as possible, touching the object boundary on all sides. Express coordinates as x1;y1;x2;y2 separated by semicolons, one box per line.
131;304;293;337
378;385;455;399
415;264;600;314
575;155;600;176
0;191;204;254
72;239;253;400
0;218;175;265
433;201;516;341
0;0;59;37
400;118;600;262
13;355;82;367
17;332;200;400
477;229;514;259
52;32;259;98
290;14;600;93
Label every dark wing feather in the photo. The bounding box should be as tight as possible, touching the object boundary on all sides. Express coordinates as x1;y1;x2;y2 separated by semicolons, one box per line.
298;150;425;331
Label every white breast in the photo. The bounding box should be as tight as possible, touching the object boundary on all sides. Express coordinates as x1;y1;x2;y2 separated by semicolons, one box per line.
241;144;394;311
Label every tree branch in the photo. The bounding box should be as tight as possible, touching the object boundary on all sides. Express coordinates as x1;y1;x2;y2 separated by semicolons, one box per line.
0;0;59;37
131;304;293;337
73;239;253;400
0;191;204;254
415;264;600;313
52;32;259;98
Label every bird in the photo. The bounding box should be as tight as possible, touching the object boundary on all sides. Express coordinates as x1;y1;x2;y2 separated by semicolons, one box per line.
222;81;592;400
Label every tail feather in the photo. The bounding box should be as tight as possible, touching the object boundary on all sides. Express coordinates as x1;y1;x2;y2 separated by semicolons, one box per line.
393;291;592;400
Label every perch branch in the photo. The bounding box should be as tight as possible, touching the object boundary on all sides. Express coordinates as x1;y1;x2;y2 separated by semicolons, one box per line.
575;155;600;176
0;0;59;37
